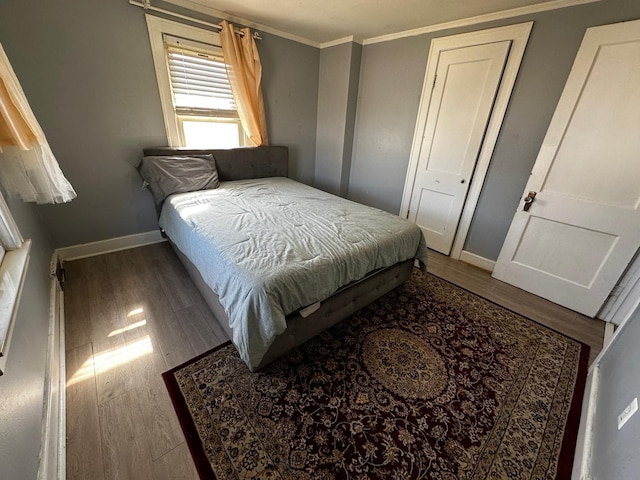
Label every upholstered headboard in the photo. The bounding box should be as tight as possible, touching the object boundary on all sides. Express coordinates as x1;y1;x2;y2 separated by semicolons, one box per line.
142;145;288;181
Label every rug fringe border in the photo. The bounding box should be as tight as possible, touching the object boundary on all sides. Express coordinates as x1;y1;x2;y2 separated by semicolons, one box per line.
162;341;232;480
555;338;590;479
428;271;592;351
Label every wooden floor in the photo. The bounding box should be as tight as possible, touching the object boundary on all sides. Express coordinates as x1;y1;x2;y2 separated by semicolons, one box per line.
64;243;604;480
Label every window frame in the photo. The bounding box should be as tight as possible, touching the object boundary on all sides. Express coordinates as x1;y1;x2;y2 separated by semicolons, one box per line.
0;192;30;375
176;114;245;148
145;15;246;148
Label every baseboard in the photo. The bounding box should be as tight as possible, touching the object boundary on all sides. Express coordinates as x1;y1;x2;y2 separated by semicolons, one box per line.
38;255;66;480
602;322;616;350
459;250;496;272
56;230;166;262
572;364;600;479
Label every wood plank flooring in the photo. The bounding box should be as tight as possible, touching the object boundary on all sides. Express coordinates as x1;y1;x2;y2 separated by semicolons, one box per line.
65;243;226;480
64;243;605;479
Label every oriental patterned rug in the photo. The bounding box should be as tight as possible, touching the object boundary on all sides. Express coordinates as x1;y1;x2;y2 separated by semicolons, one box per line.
163;271;588;480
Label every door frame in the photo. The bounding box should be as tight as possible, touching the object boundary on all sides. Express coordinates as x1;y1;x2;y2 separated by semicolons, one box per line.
598;248;640;326
399;22;533;264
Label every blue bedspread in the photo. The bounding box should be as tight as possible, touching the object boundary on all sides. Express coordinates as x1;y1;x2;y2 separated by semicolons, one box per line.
159;177;427;370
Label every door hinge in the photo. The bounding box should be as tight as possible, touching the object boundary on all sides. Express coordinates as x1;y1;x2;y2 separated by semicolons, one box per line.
608;284;624;299
406;209;410;219
432;74;437;90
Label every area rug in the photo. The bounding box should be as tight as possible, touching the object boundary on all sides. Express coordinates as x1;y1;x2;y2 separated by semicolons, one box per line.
163;270;589;480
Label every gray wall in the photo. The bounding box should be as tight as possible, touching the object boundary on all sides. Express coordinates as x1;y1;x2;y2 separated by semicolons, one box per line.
0;0;319;248
316;43;352;194
7;0;633;259
349;0;640;260
0;0;166;248
341;43;362;197
0;200;55;480
589;311;640;479
315;42;361;196
348;36;429;213
259;33;319;184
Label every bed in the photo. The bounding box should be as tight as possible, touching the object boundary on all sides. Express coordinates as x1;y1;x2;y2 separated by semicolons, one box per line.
140;146;428;371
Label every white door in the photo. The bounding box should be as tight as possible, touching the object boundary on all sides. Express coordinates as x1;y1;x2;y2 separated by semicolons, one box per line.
406;41;510;254
493;19;640;317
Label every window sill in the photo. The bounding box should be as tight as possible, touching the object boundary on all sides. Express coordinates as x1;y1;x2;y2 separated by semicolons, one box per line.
0;239;31;375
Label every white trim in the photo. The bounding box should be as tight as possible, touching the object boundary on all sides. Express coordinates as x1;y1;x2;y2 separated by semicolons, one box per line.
585;304;639;373
320;35;361;49
37;266;66;480
458;251;496;272
573;364;600;479
363;0;599;45
448;23;533;261
0;193;23;249
400;23;533;260
146;15;225;147
0;239;31;375
573;301;638;478
136;0;599;49
599;249;640;327
157;0;320;48
56;231;166;262
57;292;66;480
602;321;616;350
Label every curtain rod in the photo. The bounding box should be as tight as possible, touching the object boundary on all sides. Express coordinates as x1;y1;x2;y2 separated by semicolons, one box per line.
129;0;262;40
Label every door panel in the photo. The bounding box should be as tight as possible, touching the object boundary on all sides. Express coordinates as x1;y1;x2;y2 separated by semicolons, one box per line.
493;20;640;317
428;60;496;175
543;41;640;208
408;41;510;254
415;189;455;235
511;216;617;287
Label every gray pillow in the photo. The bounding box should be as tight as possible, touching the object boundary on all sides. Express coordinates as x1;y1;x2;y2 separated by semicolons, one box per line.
137;154;219;205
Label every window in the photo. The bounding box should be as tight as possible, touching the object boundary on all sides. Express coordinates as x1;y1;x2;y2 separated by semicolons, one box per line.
0;192;30;375
146;16;246;148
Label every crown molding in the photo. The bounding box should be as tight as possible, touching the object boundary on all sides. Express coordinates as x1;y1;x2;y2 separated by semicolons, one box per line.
160;0;320;47
319;35;363;49
362;0;600;45
138;0;600;49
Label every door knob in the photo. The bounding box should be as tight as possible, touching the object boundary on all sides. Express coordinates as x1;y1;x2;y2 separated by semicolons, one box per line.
523;191;537;211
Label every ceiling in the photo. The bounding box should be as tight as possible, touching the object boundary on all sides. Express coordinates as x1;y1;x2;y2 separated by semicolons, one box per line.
163;0;589;45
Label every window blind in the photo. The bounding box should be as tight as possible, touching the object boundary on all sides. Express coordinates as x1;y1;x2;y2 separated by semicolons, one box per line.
166;43;236;114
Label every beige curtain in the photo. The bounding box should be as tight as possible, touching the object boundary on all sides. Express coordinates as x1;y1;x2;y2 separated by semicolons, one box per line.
219;21;268;146
0;43;76;204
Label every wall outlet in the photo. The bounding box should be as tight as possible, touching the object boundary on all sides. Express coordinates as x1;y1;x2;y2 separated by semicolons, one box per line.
617;397;638;430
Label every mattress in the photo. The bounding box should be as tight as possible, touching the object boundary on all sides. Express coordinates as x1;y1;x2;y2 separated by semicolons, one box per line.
159;177;428;369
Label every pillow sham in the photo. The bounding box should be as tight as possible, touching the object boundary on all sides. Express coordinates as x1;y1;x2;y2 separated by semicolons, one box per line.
136;154;219;205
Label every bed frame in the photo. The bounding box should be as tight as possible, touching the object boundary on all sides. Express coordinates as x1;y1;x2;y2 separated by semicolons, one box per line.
143;145;414;370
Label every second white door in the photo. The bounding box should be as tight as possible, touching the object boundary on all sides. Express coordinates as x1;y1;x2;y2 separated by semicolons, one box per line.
493;19;640;317
406;41;510;254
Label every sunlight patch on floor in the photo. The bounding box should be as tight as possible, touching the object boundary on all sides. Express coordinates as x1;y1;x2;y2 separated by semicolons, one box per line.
108;319;147;337
66;336;153;387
